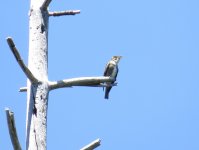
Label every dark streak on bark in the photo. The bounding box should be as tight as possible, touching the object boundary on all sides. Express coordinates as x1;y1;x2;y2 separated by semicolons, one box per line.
32;86;37;117
33;104;37;117
34;129;38;150
41;24;45;33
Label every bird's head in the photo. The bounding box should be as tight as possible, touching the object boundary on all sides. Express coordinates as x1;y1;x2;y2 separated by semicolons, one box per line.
111;56;122;64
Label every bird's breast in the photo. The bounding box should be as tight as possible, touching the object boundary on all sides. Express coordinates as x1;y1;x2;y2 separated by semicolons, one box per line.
110;66;118;78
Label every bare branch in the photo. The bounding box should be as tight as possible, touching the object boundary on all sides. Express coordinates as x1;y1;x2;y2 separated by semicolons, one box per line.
5;108;22;150
49;10;80;16
80;138;101;150
86;82;118;87
48;76;115;91
6;37;39;84
41;0;52;10
19;87;27;92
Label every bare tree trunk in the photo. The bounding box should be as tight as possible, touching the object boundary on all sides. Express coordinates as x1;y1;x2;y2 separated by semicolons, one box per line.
26;1;49;149
6;0;118;149
5;0;114;149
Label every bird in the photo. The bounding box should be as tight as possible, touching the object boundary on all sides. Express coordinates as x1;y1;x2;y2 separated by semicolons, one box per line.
103;56;122;99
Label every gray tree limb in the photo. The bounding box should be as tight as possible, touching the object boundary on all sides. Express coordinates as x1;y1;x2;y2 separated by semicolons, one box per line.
5;108;22;150
19;87;28;92
41;0;52;10
19;81;117;92
49;10;80;16
48;76;115;90
6;37;39;84
80;138;101;150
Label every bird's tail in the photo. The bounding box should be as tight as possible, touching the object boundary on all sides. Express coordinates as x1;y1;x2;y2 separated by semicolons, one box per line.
104;87;112;99
104;93;109;99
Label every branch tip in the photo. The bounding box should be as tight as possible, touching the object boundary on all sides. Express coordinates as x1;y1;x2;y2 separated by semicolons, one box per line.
6;36;39;84
19;87;27;92
80;138;101;150
49;10;80;16
7;37;15;47
5;108;22;150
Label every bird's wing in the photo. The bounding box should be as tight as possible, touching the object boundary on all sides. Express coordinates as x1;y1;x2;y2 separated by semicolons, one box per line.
114;65;119;80
104;62;111;76
104;63;115;76
103;63;112;91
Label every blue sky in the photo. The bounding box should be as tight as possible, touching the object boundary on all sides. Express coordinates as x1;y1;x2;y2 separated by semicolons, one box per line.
1;0;199;149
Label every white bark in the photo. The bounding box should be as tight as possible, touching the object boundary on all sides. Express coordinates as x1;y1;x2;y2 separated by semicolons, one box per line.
26;0;50;149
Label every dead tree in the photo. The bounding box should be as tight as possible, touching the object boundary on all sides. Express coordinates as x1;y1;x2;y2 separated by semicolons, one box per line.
5;0;115;150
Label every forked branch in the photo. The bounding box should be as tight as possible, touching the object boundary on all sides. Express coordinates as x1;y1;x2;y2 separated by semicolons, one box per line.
80;138;101;150
49;10;80;16
48;76;115;90
6;37;39;84
5;108;22;150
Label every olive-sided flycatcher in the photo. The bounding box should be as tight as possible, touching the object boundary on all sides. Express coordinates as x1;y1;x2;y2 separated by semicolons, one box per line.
103;56;122;99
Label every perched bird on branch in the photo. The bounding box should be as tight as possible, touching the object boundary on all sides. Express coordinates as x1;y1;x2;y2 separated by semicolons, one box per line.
103;56;122;99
